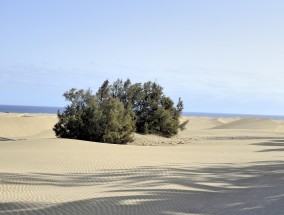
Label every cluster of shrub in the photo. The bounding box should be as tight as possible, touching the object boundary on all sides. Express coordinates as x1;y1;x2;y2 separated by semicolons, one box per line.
53;79;185;144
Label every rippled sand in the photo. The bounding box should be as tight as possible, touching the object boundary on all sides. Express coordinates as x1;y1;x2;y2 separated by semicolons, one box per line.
1;113;284;214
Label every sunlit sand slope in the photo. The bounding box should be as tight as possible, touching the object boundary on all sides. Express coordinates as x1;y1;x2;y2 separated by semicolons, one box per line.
0;113;57;138
213;118;282;131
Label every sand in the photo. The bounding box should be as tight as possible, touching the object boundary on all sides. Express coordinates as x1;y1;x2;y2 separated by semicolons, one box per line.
1;113;284;214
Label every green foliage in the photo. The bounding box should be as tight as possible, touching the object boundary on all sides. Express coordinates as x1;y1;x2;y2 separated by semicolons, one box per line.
54;79;184;144
110;79;184;137
53;88;135;144
99;98;135;144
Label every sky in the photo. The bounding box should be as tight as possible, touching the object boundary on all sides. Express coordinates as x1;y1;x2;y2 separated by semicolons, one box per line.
0;0;284;115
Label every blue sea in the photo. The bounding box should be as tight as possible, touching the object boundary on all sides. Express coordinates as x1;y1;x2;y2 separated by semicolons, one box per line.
0;105;284;120
0;105;64;114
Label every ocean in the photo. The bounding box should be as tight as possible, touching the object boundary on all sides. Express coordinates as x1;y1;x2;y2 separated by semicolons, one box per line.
0;105;64;114
0;105;283;119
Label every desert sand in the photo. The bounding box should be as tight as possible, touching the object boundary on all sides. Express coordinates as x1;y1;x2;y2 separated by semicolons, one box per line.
1;113;284;214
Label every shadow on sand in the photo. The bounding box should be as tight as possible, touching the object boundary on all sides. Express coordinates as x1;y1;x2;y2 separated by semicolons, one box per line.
1;160;284;215
0;137;15;141
252;139;284;152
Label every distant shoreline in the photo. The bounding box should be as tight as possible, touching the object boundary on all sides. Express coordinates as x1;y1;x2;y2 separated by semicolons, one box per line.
183;112;284;120
1;104;283;120
0;104;64;114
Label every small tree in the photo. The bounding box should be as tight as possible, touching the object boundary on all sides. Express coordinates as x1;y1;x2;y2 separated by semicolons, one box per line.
54;79;185;143
53;87;135;144
99;97;135;143
110;79;184;137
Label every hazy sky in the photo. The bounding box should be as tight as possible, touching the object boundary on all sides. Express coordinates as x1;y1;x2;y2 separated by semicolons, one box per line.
1;0;284;114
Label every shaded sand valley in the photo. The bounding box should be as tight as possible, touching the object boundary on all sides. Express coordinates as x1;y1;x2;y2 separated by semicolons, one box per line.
1;113;284;214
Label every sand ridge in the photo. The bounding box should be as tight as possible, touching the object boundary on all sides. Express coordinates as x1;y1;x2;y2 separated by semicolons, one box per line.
0;113;57;139
213;118;282;131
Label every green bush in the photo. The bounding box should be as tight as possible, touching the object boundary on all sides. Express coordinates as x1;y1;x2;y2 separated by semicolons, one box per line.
54;79;184;143
109;79;184;137
53;88;135;144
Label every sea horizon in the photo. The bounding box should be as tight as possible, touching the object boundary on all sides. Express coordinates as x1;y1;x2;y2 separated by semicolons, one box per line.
1;104;284;120
0;104;64;114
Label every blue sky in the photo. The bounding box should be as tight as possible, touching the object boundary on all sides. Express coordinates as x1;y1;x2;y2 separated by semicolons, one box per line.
0;0;284;115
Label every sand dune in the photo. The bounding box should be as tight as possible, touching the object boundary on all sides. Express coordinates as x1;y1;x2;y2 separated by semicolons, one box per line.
182;116;225;130
1;113;284;214
213;118;281;131
0;113;57;139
